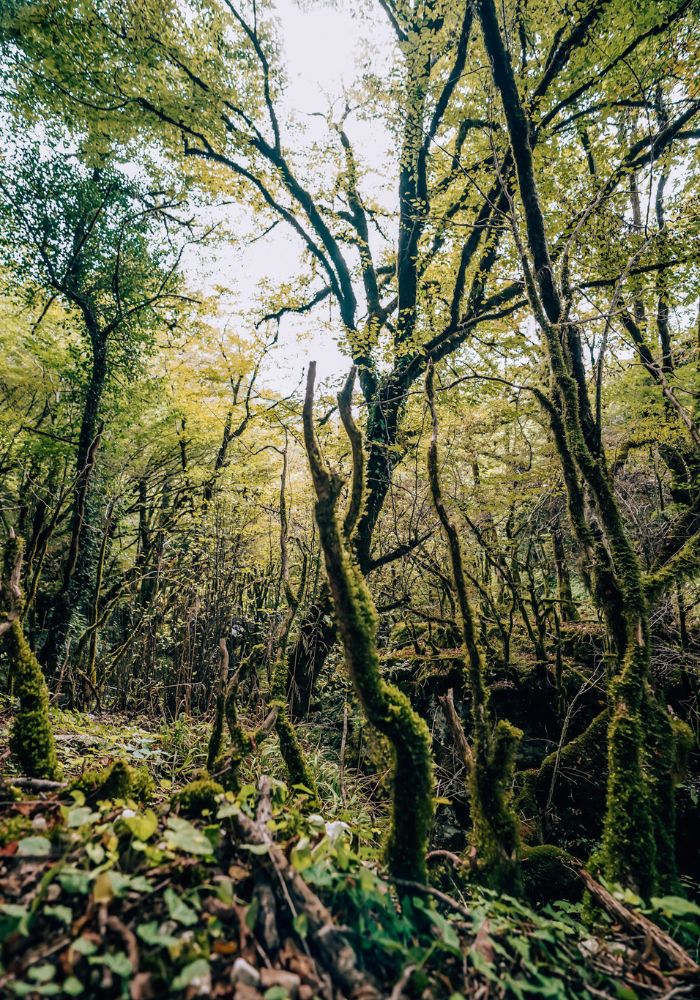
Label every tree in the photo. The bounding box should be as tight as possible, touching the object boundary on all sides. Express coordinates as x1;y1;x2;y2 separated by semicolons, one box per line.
0;134;199;672
473;0;698;894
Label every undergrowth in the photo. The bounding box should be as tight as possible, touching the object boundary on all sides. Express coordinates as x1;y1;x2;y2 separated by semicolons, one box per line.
0;710;698;998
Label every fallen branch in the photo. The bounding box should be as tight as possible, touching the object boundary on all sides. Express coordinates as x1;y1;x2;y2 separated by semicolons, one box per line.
2;776;66;791
572;863;700;974
232;778;381;1000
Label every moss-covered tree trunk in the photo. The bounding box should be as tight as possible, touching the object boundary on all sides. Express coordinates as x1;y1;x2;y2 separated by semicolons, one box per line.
475;0;681;895
1;533;59;779
303;363;434;881
426;363;522;889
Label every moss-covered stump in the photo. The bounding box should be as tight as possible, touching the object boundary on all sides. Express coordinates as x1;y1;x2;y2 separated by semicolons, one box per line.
172;778;224;817
68;760;153;805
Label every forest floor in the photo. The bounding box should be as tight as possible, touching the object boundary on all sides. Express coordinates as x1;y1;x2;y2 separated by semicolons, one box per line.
0;706;699;1000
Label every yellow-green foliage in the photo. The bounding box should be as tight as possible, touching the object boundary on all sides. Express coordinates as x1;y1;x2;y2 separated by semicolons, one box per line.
69;760;153;805
173;777;224;817
7;619;60;780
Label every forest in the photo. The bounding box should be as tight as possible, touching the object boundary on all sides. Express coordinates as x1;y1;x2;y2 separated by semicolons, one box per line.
0;0;699;996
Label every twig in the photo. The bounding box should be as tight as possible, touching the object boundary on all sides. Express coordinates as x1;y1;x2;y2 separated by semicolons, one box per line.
389;964;416;1000
2;777;66;791
389;877;472;921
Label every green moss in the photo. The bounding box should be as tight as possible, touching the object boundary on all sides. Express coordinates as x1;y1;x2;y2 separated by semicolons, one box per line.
7;620;60;780
69;760;152;805
173;778;224;817
471;719;523;892
130;765;154;804
207;689;226;773
520;845;582;905
2;535;59;780
270;649;320;805
275;712;319;801
601;704;657;898
0;814;32;846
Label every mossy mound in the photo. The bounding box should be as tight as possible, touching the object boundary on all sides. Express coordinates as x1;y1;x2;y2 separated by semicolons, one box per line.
520;845;583;905
0;814;32;847
172;778;224;817
69;760;153;805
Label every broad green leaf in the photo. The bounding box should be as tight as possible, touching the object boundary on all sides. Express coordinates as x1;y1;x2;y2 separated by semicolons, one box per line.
17;836;51;857
164;887;199;927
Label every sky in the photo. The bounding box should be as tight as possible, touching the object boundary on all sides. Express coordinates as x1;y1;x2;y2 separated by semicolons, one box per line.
194;0;396;394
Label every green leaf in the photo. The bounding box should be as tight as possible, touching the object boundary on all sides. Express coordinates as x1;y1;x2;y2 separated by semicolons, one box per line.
28;964;55;983
89;952;132;977
164;887;198;927
123;809;158;841
44;905;73;925
650;896;700;918
62;978;84;997
293;912;308;938
137;921;180;948
71;937;98;957
65;807;99;829
172;958;211;992
59;869;90;895
241;842;269;856
264;988;288;1000
165;817;214;856
85;842;105;865
17;836;51;856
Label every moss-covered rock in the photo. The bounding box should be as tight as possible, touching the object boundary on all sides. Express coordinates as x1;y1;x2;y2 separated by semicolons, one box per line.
520;844;582;905
69;760;152;805
172;778;224;817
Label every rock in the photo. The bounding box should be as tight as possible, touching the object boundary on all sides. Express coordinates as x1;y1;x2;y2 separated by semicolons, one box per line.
231;958;261;988
259;969;301;998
